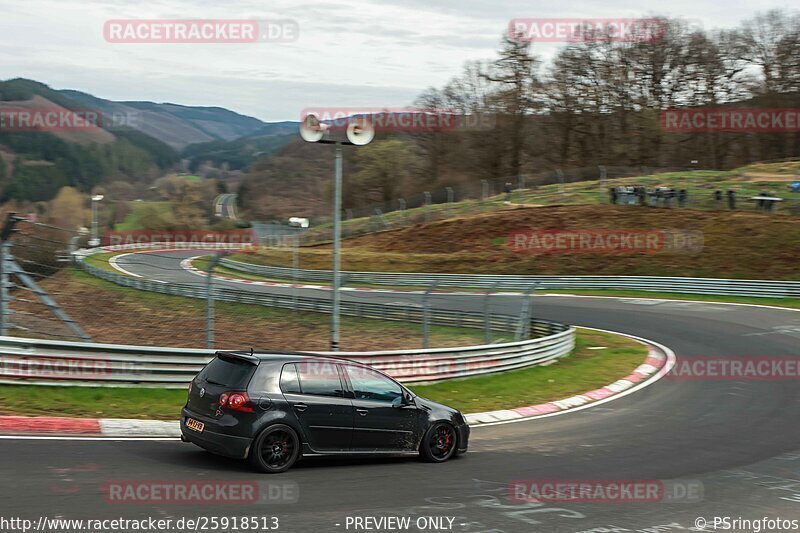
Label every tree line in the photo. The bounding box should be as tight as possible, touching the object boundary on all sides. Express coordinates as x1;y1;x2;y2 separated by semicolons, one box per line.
242;10;800;219
411;10;800;186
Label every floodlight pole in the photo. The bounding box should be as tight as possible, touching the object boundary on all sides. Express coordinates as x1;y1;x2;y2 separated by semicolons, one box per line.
90;194;104;247
331;143;343;351
299;113;374;351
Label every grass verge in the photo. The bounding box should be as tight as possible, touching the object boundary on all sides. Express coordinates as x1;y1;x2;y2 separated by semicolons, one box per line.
0;329;646;419
35;269;487;350
410;328;646;413
82;252;121;272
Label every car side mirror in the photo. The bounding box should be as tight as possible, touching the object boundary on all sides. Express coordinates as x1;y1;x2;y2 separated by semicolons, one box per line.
393;393;413;408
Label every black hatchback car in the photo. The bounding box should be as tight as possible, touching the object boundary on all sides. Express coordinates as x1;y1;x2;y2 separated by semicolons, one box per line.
181;350;470;473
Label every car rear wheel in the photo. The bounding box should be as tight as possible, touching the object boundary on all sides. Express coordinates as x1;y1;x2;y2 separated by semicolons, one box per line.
249;424;300;473
420;422;457;463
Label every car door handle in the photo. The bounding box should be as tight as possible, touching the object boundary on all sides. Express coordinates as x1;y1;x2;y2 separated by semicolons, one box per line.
294;403;308;412
356;408;369;416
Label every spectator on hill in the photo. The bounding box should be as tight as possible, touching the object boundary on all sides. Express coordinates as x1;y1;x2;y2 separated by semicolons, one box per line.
636;186;646;205
727;189;736;210
765;191;776;212
678;189;687;208
757;191;768;210
609;187;618;205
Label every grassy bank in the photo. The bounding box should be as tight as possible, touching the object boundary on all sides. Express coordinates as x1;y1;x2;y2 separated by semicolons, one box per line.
114;201;174;231
228;204;800;280
298;165;800;242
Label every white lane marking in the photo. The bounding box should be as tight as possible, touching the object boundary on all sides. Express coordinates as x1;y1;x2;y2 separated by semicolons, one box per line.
622;300;731;312
471;328;677;428
537;293;800;314
109;253;143;278
100;419;179;437
742;325;800;337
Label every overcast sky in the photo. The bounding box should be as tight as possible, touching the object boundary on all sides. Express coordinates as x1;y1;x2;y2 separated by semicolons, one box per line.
0;0;793;122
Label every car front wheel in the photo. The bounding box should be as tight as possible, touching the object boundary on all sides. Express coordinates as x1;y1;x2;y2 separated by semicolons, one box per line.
420;422;457;463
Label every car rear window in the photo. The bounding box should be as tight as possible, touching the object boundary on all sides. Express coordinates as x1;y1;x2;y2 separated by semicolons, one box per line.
280;364;302;394
295;361;344;398
199;355;256;387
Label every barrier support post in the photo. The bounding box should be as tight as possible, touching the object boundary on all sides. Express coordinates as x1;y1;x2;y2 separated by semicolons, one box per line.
446;187;454;217
206;251;230;349
515;284;537;340
0;242;6;336
293;233;300;309
422;280;439;349
424;192;432;223
484;281;501;344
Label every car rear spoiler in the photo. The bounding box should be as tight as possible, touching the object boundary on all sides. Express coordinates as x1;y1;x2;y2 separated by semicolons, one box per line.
215;350;260;365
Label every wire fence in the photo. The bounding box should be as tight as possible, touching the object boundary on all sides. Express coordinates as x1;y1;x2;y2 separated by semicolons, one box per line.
2;220;88;341
76;247;550;346
282;165;800;245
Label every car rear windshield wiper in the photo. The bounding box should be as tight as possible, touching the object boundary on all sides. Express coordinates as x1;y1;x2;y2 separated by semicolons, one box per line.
205;378;226;386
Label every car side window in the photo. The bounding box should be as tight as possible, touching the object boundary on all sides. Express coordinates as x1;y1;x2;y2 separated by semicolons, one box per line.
280;363;302;394
295;361;345;398
345;366;403;403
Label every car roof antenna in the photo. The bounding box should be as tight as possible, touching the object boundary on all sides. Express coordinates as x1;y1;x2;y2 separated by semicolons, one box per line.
250;347;254;356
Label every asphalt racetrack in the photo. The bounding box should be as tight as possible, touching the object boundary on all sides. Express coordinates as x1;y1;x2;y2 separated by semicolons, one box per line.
2;249;799;532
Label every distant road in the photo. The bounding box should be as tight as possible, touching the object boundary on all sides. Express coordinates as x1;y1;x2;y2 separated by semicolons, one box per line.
213;193;238;220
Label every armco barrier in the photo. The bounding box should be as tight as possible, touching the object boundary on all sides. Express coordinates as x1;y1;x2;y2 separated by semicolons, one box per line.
220;260;800;298
0;326;574;386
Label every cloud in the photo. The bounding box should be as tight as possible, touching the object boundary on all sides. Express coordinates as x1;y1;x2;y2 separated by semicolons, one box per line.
0;0;787;121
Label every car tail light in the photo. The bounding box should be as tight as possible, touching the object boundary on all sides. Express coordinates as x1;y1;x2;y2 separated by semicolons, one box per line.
218;392;254;412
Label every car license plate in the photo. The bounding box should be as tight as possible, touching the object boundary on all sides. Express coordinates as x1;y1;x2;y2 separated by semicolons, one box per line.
186;418;204;432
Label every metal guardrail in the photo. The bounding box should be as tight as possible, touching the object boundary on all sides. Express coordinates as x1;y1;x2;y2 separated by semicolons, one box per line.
221;259;800;298
0;325;574;386
36;247;576;386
